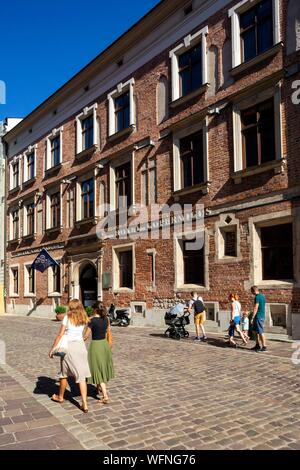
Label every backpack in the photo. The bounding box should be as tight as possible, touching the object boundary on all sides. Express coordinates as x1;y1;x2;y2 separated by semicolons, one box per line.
194;299;205;314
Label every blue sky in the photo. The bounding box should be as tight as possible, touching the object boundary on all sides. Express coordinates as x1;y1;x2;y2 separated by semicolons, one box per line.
0;0;161;122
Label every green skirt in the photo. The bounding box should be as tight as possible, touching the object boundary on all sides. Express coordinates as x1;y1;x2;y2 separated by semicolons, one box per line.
87;339;115;385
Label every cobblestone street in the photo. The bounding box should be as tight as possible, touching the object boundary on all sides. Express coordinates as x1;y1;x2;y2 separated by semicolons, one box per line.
0;315;300;450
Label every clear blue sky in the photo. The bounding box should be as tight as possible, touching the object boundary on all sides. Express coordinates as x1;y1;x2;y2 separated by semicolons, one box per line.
0;0;161;122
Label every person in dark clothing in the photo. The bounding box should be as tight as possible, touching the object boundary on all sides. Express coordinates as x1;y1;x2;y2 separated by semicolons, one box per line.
84;302;115;403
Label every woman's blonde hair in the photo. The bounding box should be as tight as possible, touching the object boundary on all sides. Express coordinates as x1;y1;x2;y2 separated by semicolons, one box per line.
67;299;89;326
229;293;239;301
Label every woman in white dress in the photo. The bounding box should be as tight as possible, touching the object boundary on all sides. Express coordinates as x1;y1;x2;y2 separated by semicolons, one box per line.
49;299;91;412
228;293;247;346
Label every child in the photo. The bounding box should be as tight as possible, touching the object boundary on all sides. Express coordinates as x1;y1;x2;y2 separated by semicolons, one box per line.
241;311;250;341
228;319;237;347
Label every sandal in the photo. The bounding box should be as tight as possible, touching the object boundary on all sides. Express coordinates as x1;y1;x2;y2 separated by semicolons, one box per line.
80;404;89;413
51;394;64;403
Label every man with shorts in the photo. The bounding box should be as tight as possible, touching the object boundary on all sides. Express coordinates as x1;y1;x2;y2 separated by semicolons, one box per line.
251;286;267;352
188;292;207;342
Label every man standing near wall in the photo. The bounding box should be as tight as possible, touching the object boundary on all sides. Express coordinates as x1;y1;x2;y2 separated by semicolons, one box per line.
251;286;267;352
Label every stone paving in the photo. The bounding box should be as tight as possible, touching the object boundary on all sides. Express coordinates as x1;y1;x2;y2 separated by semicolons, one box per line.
0;315;300;450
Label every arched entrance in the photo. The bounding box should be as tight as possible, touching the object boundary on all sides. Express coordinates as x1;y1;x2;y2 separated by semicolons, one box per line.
79;263;98;307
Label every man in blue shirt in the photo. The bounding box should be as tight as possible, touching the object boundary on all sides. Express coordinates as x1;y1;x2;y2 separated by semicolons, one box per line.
251;286;267;352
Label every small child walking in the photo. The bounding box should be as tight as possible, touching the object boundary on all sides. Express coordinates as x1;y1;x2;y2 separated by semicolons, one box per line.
241;311;250;341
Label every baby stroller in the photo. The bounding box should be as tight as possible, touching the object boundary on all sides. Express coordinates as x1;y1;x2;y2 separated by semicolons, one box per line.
164;303;190;340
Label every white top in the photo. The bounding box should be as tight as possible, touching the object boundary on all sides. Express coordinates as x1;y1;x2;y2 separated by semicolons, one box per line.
232;300;241;318
62;315;85;342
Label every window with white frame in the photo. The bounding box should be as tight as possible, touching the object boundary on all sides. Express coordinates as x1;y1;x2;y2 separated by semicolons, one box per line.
75;175;97;222
45;187;62;230
232;84;282;173
10;160;20;190
175;236;206;287
107;79;135;137
46;127;63;171
24;201;35;237
49;264;61;294
10;267;19;295
81;178;94;219
24;265;36;296
169;26;208;102
75;104;98;154
173;121;209;192
67;187;75;228
10;208;20;240
228;0;281;68
141;157;157;206
113;246;134;290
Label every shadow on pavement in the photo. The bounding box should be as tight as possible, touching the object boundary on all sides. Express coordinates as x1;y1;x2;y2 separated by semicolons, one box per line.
33;376;97;408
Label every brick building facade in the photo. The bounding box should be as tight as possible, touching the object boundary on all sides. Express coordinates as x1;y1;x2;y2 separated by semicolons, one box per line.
3;0;300;337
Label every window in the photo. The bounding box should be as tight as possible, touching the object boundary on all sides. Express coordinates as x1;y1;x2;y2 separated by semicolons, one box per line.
115;162;131;209
82;115;94;151
51;265;61;293
169;27;208;102
26;266;35;294
180;131;204;188
118;250;133;289
12;162;19;188
26;202;35;236
75;104;97;154
241;99;275;168
179;44;202;97
141;158;157;206
224;230;237;257
50;136;60;167
115;91;130;133
67;187;75;228
50;192;61;228
183;240;205;285
228;0;280;68
11;268;19;295
261;224;294;281
12;209;19;240
107;79;135;137
26;153;35;180
81;178;94;219
46;128;63;171
240;0;273;63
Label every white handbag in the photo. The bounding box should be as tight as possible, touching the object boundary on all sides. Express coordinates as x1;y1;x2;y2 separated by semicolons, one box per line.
53;334;68;358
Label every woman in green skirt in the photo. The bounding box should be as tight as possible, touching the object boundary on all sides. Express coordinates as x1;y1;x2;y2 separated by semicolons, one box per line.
84;303;114;403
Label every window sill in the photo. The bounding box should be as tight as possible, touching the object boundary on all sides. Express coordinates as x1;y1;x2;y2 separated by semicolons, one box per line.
231;42;283;77
48;292;62;298
45;163;62;175
22;233;37;241
45;226;63;235
217;256;241;264
9;294;19;298
173;181;211;200
108;125;136;143
23;177;36;187
24;294;36;298
7;238;20;245
75;144;98;159
257;280;295;290
232;158;286;184
9;186;20;195
113;288;135;294
175;285;209;292
170;84;209;109
75;216;98;227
